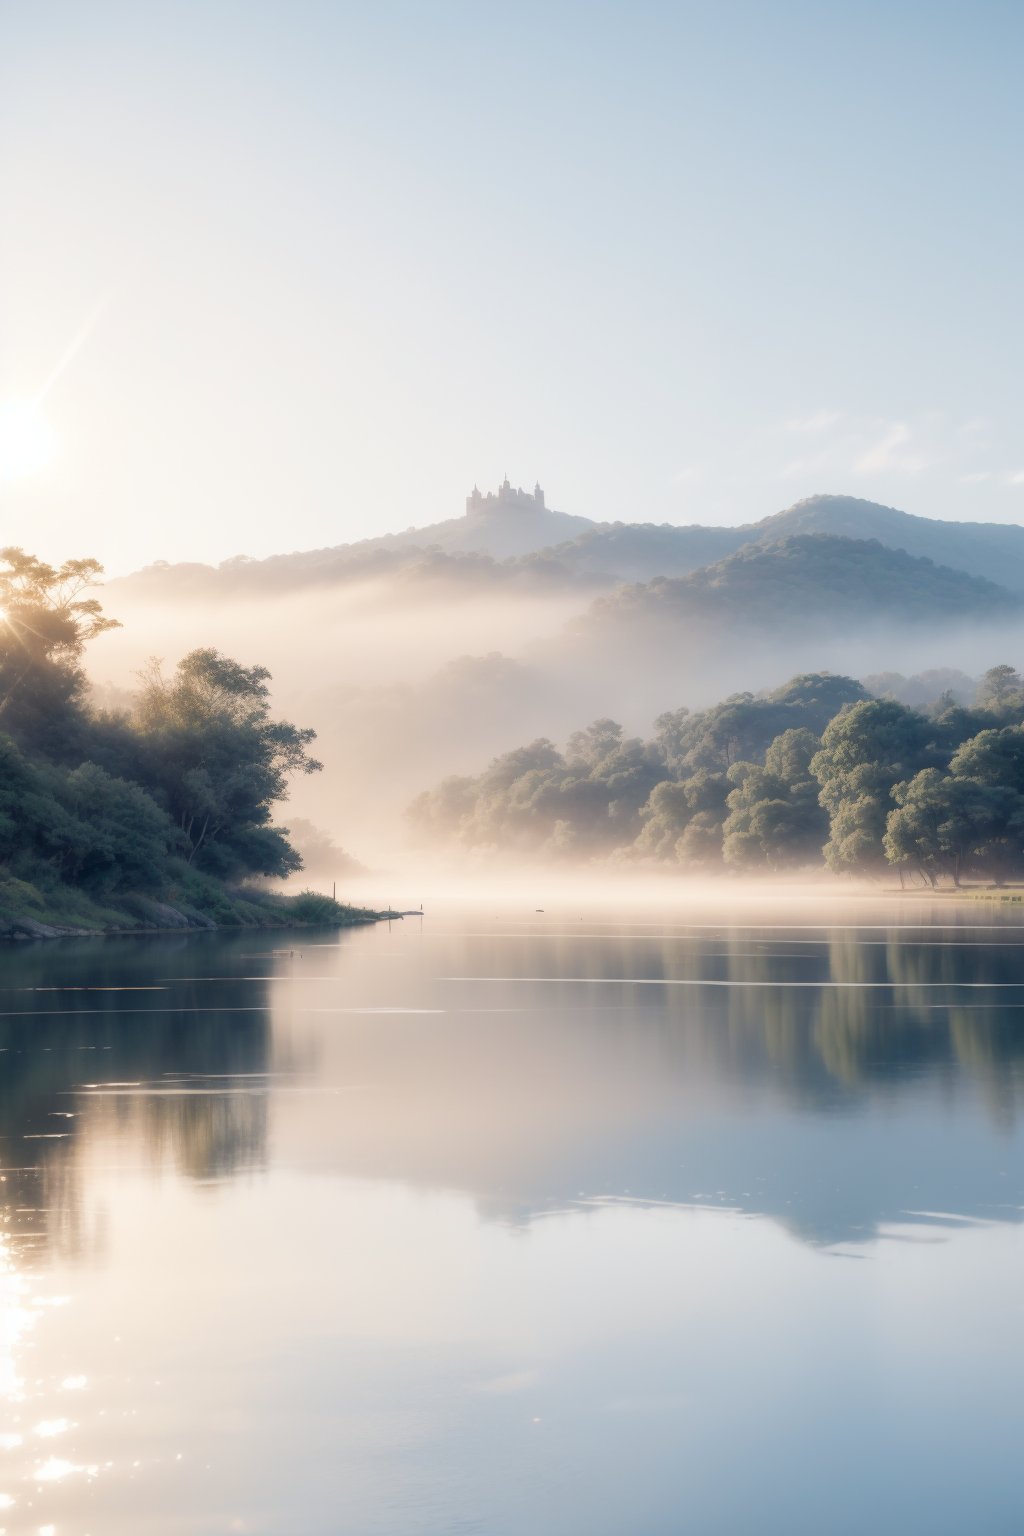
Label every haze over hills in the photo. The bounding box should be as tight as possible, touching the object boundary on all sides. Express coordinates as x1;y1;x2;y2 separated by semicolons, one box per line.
546;495;1024;589
574;534;1020;647
113;485;1024;598
747;495;1024;592
90;481;1024;867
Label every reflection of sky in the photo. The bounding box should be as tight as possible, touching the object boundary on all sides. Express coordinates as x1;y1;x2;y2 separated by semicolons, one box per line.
0;906;1022;1532
2;1178;1023;1534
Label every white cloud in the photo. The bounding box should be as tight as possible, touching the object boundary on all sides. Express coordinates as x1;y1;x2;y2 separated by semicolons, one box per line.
854;421;930;476
782;409;842;435
707;410;1016;515
779;453;832;479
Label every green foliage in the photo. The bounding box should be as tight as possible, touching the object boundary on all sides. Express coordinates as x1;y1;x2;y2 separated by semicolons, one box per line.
722;728;827;869
283;890;368;924
635;773;729;862
409;666;1024;885
408;729;664;858
654;673;865;775
134;648;321;877
885;770;1008;887
884;725;1024;886
0;547;120;757
0;551;353;935
975;665;1024;711
583;536;1020;651
408;671;868;870
810;701;941;873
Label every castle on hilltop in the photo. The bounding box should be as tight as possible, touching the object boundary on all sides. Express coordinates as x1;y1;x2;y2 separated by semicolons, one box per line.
466;477;545;516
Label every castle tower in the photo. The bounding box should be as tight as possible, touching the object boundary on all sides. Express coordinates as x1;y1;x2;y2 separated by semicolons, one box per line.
465;478;548;516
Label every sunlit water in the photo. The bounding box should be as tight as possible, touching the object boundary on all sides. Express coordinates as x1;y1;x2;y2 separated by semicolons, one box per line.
0;898;1022;1535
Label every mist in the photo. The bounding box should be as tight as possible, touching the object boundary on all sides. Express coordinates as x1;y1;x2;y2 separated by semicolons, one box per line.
87;553;1024;881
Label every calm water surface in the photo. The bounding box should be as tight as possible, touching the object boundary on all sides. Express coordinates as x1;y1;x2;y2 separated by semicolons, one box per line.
1;898;1023;1534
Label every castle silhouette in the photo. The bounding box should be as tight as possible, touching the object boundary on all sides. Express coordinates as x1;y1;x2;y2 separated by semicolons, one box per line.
466;477;545;515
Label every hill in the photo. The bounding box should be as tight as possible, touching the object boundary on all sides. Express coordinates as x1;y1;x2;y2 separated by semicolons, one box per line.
539;494;1024;589
542;521;745;580
367;478;595;559
574;534;1020;642
109;487;1024;604
109;543;607;601
746;494;1024;591
111;478;599;598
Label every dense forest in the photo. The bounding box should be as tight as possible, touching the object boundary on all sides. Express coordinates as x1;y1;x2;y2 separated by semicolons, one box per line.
408;666;1024;886
0;548;373;935
575;535;1019;648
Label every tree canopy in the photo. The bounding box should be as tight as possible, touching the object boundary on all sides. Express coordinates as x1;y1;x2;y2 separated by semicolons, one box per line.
0;552;331;929
408;666;1024;884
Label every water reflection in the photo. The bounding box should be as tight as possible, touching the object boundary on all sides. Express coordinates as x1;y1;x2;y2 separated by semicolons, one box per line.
1;916;1023;1255
0;933;272;1266
0;907;1021;1533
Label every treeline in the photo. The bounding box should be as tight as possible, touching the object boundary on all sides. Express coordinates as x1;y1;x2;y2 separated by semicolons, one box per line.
408;666;1024;886
0;548;364;933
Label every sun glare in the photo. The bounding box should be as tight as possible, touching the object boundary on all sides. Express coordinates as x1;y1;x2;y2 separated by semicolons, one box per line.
0;401;56;484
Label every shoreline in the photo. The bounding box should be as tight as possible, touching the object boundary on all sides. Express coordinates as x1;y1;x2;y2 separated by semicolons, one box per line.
0;914;392;943
0;894;394;943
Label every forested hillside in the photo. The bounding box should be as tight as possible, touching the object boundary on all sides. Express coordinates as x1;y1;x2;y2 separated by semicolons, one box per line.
747;494;1024;591
574;535;1019;645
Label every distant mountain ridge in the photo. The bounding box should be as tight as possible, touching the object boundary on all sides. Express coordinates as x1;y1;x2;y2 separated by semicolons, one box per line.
545;494;1024;591
113;487;1024;602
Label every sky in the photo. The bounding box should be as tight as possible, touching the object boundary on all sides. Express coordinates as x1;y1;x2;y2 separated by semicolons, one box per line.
1;0;1023;574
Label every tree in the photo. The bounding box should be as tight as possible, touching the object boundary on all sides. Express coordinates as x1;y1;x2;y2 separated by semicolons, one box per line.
811;700;938;875
975;665;1023;712
722;728;826;868
55;763;177;895
949;726;1024;787
885;768;1023;887
134;649;321;877
0;548;120;755
948;726;1024;881
566;719;624;770
653;674;864;777
635;772;728;861
0;736;175;896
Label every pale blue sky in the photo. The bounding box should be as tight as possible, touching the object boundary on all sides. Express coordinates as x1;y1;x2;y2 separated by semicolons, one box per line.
1;0;1022;572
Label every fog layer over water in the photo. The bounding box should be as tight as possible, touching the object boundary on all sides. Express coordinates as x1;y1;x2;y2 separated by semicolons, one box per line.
1;897;1022;1534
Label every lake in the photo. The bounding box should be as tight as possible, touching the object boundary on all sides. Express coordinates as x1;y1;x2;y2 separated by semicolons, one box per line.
1;897;1022;1534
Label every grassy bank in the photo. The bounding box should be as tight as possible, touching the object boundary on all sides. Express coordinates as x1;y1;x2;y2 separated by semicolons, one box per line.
0;859;383;939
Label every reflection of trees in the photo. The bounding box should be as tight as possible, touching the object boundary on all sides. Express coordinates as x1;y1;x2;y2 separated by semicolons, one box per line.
4;920;1024;1264
0;932;271;1262
492;924;1024;1120
449;923;1024;1245
138;1088;268;1181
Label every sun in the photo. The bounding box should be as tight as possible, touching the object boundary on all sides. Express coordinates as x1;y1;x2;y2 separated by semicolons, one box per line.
0;401;57;484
